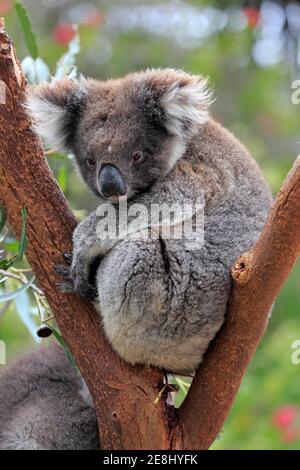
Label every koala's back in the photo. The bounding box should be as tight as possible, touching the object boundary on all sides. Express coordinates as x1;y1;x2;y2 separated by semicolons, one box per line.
96;119;273;372
192;119;272;258
0;343;99;450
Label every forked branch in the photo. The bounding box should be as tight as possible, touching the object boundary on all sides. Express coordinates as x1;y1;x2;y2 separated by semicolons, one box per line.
1;23;300;450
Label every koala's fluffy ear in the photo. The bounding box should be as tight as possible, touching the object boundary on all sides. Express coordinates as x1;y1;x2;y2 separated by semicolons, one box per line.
26;77;88;152
139;69;213;140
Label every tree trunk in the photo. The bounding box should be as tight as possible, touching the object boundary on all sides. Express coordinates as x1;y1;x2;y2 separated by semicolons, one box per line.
0;23;299;450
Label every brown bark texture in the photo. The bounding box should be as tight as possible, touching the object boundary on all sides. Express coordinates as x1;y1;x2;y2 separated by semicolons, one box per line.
0;24;300;450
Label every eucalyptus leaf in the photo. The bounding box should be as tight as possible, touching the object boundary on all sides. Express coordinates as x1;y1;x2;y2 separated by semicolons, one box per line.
0;276;34;302
15;289;40;342
47;152;70;161
50;325;80;375
21;56;36;83
58;165;67;192
0;208;27;270
15;1;38;59
54;27;80;80
21;57;50;84
67;68;78;80
17;208;27;260
0;256;18;270
2;241;19;253
0;207;6;235
35;57;50;83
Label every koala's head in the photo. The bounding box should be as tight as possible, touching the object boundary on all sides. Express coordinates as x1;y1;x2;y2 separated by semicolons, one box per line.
28;69;212;201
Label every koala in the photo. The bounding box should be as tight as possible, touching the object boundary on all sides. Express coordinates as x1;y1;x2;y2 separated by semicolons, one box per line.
0;343;99;450
0;69;272;450
28;68;273;373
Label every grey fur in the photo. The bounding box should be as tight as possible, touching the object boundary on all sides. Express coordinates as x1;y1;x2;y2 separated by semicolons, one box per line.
0;344;99;450
36;69;271;372
28;68;273;372
69;119;272;371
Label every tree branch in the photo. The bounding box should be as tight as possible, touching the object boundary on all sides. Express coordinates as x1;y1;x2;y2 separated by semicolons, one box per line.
0;22;171;451
175;154;300;449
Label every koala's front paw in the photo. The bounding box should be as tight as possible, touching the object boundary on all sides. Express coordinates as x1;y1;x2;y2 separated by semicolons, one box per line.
54;253;74;293
54;252;100;301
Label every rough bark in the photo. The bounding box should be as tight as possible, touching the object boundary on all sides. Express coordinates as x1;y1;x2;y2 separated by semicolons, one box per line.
1;23;300;450
0;23;171;451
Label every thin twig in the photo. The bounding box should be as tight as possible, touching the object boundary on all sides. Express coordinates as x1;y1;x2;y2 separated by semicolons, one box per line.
0;268;43;295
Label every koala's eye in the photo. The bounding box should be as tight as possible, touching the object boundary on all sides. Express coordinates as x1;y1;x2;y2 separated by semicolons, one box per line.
86;157;96;169
132;151;143;164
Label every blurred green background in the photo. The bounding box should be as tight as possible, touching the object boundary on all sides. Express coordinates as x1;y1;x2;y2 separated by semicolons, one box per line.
0;0;300;450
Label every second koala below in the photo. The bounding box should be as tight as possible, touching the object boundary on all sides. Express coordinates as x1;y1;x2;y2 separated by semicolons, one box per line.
29;68;273;372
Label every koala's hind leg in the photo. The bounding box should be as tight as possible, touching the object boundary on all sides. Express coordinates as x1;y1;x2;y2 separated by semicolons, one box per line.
1;403;58;450
1;396;99;450
0;344;99;450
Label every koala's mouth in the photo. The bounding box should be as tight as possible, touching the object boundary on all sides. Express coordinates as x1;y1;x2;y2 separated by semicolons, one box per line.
101;194;128;203
95;179;156;204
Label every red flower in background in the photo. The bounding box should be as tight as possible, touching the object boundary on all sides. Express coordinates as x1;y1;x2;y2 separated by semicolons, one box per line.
273;405;299;428
243;7;261;29
53;23;76;46
53;7;104;46
0;0;12;15
272;405;300;443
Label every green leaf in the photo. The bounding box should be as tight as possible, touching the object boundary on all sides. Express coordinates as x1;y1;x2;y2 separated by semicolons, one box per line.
15;1;38;59
2;241;19;253
0;276;34;302
50;325;80;375
0;207;6;235
17;207;27;260
0;208;27;270
0;255;19;270
0;258;11;270
57;165;67;192
46;152;71;161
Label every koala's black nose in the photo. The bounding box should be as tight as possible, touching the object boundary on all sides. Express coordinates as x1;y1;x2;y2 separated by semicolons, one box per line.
98;164;127;199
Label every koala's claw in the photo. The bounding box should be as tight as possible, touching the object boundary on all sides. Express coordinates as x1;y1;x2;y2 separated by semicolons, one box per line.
63;253;73;265
56;281;75;293
54;261;98;301
77;284;98;302
54;264;71;278
54;263;74;293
